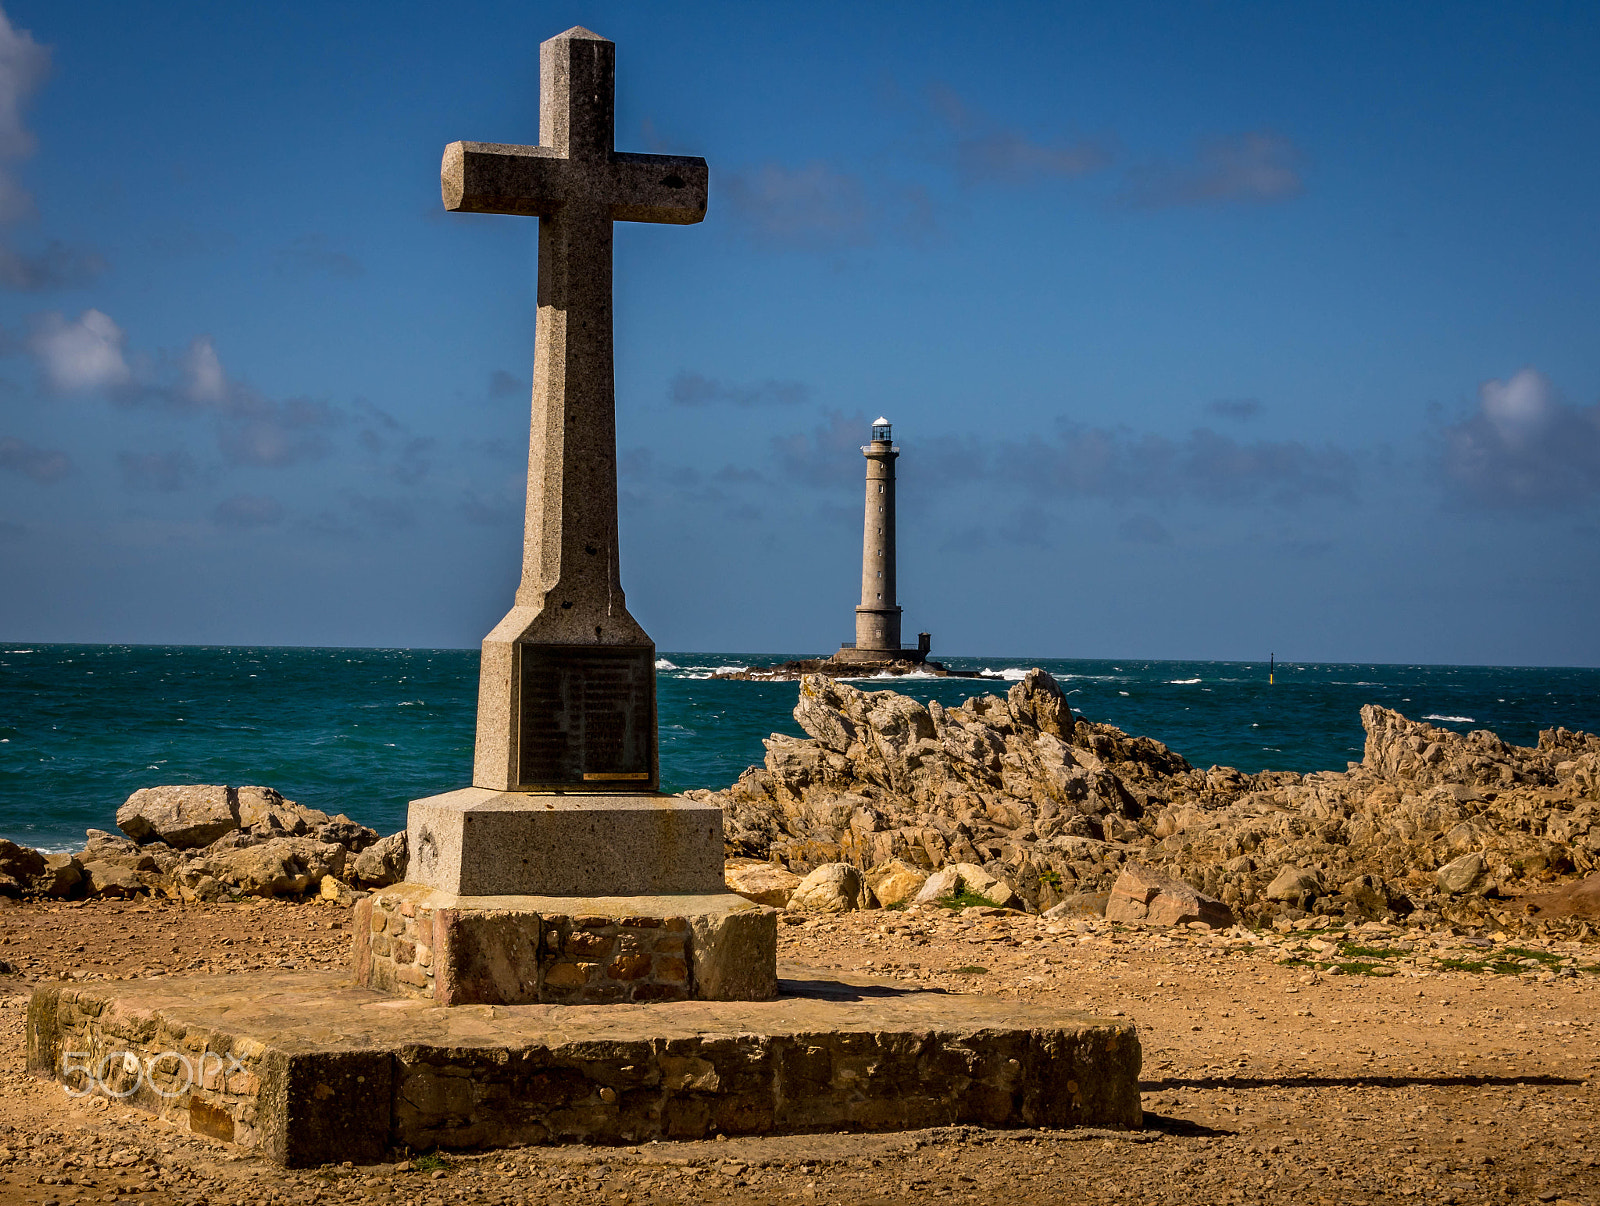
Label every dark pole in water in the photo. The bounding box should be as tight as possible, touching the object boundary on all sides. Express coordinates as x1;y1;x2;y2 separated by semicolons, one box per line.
1270;652;1274;685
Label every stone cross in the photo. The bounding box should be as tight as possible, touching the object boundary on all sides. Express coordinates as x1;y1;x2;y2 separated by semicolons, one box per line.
442;26;707;792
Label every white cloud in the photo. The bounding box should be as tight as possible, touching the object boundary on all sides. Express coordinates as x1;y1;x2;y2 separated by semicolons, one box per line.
0;6;47;160
1120;131;1305;209
30;309;131;392
1441;368;1600;509
182;334;227;403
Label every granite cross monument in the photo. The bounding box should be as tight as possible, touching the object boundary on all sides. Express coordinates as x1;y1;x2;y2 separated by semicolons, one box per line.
351;26;776;1006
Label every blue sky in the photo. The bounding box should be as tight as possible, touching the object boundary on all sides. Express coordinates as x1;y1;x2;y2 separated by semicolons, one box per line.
0;1;1596;665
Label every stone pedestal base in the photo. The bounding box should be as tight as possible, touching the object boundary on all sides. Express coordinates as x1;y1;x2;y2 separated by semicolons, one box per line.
351;884;777;1006
407;787;726;897
26;968;1143;1166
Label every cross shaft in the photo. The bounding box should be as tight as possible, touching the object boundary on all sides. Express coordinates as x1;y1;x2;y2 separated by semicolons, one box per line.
442;26;706;791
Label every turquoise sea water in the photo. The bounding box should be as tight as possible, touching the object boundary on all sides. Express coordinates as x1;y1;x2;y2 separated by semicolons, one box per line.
2;644;1598;852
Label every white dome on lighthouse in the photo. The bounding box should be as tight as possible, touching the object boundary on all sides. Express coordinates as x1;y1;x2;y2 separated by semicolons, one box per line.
873;416;890;426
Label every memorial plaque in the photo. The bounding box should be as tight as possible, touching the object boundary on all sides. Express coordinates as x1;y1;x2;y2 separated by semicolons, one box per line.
517;643;657;790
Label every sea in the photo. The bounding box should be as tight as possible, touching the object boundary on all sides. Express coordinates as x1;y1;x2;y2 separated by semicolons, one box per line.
2;644;1598;853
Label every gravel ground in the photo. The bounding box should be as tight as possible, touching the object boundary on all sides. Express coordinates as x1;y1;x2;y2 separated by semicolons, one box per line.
0;896;1597;1205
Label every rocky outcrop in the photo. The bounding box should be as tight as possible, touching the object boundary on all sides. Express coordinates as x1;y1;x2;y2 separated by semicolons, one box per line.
789;862;876;913
1105;862;1233;928
697;672;1600;934
0;785;400;904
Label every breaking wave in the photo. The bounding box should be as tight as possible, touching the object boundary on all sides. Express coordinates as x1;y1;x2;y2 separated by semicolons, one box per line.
1423;714;1475;724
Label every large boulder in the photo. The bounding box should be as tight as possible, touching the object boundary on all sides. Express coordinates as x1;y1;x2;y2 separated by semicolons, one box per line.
912;862;1021;910
1105;862;1233;928
1266;866;1323;905
725;860;802;908
177;837;347;898
1437;852;1487;895
350;830;408;888
789;862;876;913
864;858;928;908
117;786;239;848
0;839;46;897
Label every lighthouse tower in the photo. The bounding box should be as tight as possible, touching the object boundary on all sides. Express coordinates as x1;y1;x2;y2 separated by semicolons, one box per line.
854;417;902;654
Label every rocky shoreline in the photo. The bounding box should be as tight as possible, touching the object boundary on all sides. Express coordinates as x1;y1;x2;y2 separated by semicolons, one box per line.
0;785;407;907
3;668;1598;940
691;670;1600;937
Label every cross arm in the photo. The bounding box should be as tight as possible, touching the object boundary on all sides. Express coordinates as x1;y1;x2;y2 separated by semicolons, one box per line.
442;141;569;216
608;153;708;225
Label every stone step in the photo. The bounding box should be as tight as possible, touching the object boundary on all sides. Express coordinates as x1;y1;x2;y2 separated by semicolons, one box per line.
27;965;1143;1166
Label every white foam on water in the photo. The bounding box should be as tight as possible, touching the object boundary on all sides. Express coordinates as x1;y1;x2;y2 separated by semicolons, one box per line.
1423;714;1475;724
1118;690;1130;696
7;649;36;653
681;664;752;679
396;700;424;706
655;658;678;670
1168;678;1201;684
982;667;1031;681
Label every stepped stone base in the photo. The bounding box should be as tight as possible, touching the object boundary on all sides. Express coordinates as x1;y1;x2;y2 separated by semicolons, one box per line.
352;885;777;1005
26;968;1143;1167
407;788;726;897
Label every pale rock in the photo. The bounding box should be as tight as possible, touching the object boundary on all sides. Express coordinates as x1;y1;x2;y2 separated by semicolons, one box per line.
179;837;347;898
1043;891;1109;919
82;862;145;898
724;861;803;908
789;862;877;913
911;862;1021;910
864;858;928;908
1105;862;1233;928
116;786;238;849
318;875;367;906
1436;852;1487;895
350;831;408;888
1266;867;1323;903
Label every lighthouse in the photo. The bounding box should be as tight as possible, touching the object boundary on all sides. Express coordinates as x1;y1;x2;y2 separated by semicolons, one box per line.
832;418;933;667
855;417;901;653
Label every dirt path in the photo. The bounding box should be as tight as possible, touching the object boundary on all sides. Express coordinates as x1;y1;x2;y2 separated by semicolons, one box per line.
1;897;1596;1205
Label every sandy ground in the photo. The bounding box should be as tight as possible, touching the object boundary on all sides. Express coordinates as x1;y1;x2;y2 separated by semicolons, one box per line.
0;896;1597;1206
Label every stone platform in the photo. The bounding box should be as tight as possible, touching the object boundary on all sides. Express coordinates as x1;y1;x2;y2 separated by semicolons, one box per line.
352;886;777;1005
407;788;725;896
26;967;1143;1167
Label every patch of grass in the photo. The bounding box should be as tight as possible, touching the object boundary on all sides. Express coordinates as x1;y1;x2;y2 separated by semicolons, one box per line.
937;890;1000;910
1277;957;1317;968
1438;958;1489;973
1334;961;1378;976
950;965;988;976
410;1152;452;1173
1338;944;1407;961
1579;965;1600;976
1500;946;1563;967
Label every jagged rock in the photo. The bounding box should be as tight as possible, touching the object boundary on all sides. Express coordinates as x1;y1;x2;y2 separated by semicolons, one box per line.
176;837;347;898
350;831;407;888
703;669;1600;932
1340;873;1409;919
37;854;84;899
1043;891;1109;919
864;858;928;908
1437;852;1487;895
912;862;1021;910
725;860;802;908
1266;867;1323;904
0;840;45;898
82;862;145;898
789;863;877;913
1105;862;1234;928
117;786;239;848
318;875;368;906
